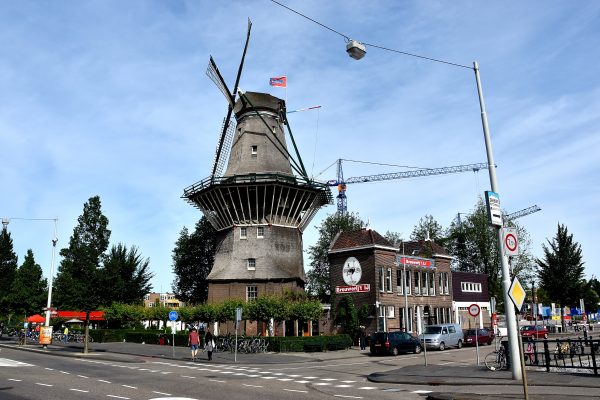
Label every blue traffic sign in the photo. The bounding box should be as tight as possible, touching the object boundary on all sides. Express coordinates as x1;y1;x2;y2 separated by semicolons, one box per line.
168;311;178;321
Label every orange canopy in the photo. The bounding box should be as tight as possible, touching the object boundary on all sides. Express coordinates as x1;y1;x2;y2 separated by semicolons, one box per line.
26;314;45;323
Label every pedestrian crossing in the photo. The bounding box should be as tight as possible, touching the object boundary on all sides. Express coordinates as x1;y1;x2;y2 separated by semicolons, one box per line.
0;357;33;367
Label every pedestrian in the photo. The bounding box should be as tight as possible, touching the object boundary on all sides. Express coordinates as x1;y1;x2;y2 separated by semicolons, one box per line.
204;331;214;361
525;337;535;365
188;328;200;361
63;326;69;343
359;331;366;351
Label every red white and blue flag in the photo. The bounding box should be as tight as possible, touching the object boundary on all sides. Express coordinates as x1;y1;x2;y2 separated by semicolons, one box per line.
269;76;286;87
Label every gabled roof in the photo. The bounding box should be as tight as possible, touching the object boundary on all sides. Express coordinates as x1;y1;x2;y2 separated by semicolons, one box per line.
329;228;396;253
402;240;452;259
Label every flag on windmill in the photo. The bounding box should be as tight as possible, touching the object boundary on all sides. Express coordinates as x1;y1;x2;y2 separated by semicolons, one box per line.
269;76;287;87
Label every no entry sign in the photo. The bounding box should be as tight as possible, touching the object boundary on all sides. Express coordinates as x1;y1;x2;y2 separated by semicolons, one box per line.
503;228;518;256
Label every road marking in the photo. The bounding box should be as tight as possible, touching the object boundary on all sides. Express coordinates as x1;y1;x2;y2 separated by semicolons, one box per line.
181;375;195;379
219;371;234;374
303;376;318;379
295;380;310;383
121;384;137;389
314;382;332;386
106;395;129;399
0;358;32;367
77;375;89;379
335;385;354;388
357;387;378;390
98;379;112;383
152;391;171;396
70;388;89;393
60;370;70;374
8;378;22;382
243;384;263;388
260;376;277;379
341;380;356;383
35;383;53;387
334;395;362;399
45;367;54;370
284;389;308;393
160;371;173;374
320;378;337;381
278;378;293;381
413;390;433;393
209;379;226;383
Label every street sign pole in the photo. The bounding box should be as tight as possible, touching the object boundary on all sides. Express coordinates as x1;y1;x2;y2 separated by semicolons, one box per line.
468;304;481;365
168;311;178;359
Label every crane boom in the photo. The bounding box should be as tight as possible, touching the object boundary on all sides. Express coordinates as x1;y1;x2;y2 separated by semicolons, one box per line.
505;205;541;224
326;159;490;214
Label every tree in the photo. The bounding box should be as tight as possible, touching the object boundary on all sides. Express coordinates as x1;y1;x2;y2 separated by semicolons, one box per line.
410;214;445;244
537;223;585;330
335;295;359;340
581;279;599;318
9;249;47;318
171;217;217;305
53;196;111;353
305;212;365;302
0;226;18;319
103;243;153;305
383;231;403;248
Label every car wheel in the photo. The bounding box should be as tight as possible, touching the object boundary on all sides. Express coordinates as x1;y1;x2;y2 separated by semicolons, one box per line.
392;347;399;356
457;340;463;349
414;345;422;354
439;342;445;351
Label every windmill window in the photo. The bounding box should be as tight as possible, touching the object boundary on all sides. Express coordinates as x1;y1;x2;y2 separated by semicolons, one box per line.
257;226;264;238
251;145;258;157
247;258;256;270
240;227;247;239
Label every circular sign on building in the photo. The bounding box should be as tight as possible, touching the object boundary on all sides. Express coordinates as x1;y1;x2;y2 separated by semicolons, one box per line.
468;303;481;317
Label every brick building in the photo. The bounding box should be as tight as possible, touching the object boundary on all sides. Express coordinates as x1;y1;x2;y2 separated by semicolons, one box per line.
329;228;454;335
451;271;491;329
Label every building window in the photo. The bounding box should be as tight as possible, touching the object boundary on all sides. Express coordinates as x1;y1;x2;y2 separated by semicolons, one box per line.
444;273;450;294
461;282;482;292
379;267;385;292
247;258;256;270
385;268;392;293
144;294;149;301
429;272;435;296
251;145;258;157
439;273;444;294
414;271;421;295
378;305;386;331
397;269;403;294
240;227;247;239
246;286;258;301
387;305;395;318
257;226;264;238
422;272;428;296
405;270;412;295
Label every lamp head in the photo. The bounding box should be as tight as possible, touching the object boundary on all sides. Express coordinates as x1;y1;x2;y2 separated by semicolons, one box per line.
346;40;366;60
1;218;8;228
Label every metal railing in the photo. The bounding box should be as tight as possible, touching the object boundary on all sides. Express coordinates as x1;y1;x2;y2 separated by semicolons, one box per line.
522;337;599;375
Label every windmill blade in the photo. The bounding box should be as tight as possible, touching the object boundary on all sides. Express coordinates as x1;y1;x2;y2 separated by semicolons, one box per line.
206;57;234;108
210;18;253;177
211;116;236;177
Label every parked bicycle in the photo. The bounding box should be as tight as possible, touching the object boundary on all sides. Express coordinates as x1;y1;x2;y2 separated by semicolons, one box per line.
485;343;508;371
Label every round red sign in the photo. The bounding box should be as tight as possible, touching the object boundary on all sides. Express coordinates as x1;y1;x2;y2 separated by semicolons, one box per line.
468;303;480;317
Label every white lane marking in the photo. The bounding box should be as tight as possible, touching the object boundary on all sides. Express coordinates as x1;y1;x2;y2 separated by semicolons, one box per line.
219;371;234;374
277;378;293;381
303;376;318;379
8;378;22;382
160;371;173;374
209;379;226;383
35;383;53;387
260;376;277;380
341;380;356;383
70;388;89;393
294;380;310;383
258;371;271;374
272;372;284;376
320;378;337;381
181;375;195;379
243;384;263;388
60;370;70;374
77;375;89;379
98;379;112;383
413;390;433;393
107;395;129;399
45;367;54;370
334;395;363;399
314;382;331;386
284;389;308;393
335;384;354;388
152;391;171;396
287;374;301;377
357;387;378;390
0;358;32;367
121;384;137;389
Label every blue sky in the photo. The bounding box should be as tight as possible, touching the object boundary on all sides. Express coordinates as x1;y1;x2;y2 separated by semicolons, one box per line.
1;1;599;293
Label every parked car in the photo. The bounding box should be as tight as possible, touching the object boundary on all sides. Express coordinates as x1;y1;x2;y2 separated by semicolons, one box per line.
520;325;549;339
463;328;494;346
370;331;423;356
419;323;464;350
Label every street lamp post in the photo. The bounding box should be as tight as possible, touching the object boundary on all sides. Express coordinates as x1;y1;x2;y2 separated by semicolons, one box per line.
346;44;522;379
2;217;58;347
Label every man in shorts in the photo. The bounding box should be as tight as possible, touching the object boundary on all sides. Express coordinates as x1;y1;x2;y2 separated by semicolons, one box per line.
188;327;200;361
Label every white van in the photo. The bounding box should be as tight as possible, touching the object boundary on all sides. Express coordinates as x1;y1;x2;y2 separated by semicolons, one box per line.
419;323;464;350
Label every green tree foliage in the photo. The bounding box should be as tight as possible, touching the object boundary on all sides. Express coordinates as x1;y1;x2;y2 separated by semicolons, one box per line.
171;217;216;305
410;214;445;244
537;223;585;328
9;249;47;317
335;295;359;339
53;196;111;352
0;226;18;317
103;243;153;305
581;279;599;316
306;212;365;302
383;231;403;248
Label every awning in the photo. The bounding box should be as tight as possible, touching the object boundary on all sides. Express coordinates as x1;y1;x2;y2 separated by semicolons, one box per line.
26;314;45;323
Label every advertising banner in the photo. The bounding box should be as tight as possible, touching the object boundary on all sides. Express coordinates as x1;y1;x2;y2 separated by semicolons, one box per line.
39;326;53;345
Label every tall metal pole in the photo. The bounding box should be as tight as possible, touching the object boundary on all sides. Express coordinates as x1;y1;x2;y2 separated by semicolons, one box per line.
402;242;409;332
473;61;521;380
44;218;58;328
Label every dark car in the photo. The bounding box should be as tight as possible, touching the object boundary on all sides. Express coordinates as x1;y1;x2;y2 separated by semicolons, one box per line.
370;331;422;356
520;325;549;339
463;328;494;346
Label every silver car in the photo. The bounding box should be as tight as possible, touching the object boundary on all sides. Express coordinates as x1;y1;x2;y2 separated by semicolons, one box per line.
419;323;464;350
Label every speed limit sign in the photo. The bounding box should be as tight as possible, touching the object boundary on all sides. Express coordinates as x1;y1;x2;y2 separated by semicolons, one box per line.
502;228;518;256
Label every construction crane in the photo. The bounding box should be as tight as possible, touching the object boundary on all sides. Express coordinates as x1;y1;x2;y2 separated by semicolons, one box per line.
456;204;541;225
325;159;490;215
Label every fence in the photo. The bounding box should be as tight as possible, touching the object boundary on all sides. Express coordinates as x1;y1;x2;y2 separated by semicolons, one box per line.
520;336;599;375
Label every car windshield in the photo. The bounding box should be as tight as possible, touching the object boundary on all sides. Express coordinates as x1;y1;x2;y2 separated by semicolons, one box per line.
465;330;476;336
424;327;442;334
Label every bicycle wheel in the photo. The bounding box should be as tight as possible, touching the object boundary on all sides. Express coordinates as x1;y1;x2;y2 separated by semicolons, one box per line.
485;351;503;371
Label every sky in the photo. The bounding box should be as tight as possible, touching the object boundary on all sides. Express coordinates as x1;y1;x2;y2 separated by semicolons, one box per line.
1;1;599;294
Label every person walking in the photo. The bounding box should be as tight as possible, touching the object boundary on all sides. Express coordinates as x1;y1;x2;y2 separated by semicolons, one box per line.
63;326;69;343
204;331;214;361
188;327;200;361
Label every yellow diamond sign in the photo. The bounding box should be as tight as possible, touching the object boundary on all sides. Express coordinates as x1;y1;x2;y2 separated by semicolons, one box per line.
508;277;526;310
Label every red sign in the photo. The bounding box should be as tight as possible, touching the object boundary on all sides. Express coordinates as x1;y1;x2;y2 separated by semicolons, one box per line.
397;257;433;267
336;284;370;294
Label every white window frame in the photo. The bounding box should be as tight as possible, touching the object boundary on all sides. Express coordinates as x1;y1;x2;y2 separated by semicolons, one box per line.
397;269;404;294
251;145;258;156
247;258;256;270
429;272;436;296
387;305;395;318
422;271;428;296
385;268;392;293
257;226;264;238
444;273;450;294
414;271;421;295
405;270;412;295
379;266;385;292
246;286;258;301
240;227;247;239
